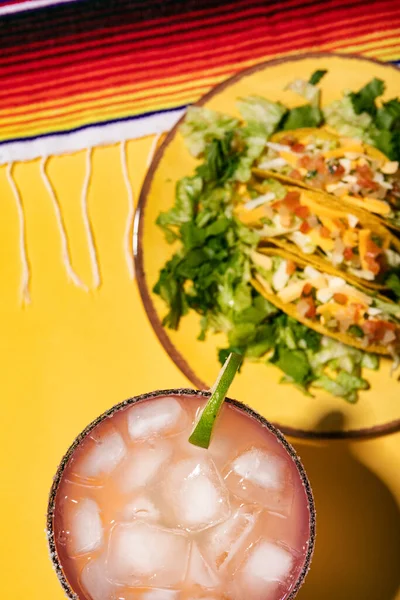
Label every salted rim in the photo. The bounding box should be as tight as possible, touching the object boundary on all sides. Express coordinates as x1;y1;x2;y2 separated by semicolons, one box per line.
133;51;400;440
47;389;316;600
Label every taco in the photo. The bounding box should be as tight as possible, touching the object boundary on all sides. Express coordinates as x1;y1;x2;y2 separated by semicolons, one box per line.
251;246;400;356
252;127;400;229
234;178;400;296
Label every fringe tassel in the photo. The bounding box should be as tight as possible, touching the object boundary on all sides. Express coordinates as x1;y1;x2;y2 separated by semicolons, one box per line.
120;140;135;279
6;163;31;304
81;148;101;289
40;157;88;291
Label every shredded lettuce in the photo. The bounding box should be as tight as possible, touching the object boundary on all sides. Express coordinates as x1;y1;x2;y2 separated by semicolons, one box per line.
234;97;288;181
323;95;373;140
237;96;287;135
180;106;239;157
282;71;326;127
323;79;400;161
313;373;367;403
285;78;321;107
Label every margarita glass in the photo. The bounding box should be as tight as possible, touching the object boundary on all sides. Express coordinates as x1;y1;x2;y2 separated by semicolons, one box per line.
47;389;315;600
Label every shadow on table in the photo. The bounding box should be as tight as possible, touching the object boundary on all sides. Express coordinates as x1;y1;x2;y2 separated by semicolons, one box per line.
294;412;400;600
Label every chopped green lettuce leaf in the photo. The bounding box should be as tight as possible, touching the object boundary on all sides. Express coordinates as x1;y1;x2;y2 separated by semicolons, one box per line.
180;106;239;157
323;95;373;140
157;175;202;229
309;69;327;85
272;348;311;384
196;131;242;185
349;78;385;116
285;79;320;107
313;373;366;403
283;105;323;130
237;96;287;136
153;256;189;330
370;129;400;161
234;97;287;182
375;98;400;130
369;98;400;161
361;352;379;370
384;271;400;298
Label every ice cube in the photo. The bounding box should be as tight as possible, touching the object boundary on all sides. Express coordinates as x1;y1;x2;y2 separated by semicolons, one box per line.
81;557;115;600
187;542;220;588
224;448;293;515
121;495;160;522
163;458;230;532
201;504;258;570
245;541;293;582
232;448;283;488
127;398;186;440
231;540;294;600
106;521;190;587
67;498;103;556
74;429;126;480
117;441;172;492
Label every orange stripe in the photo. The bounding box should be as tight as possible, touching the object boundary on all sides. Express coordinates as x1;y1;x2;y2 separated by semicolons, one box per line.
0;88;211;140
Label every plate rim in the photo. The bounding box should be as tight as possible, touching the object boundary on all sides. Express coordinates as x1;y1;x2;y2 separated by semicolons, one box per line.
134;51;400;440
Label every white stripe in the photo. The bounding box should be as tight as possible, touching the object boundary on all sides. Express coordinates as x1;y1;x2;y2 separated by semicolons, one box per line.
146;133;162;168
0;109;185;166
40;157;88;291
120;141;135;279
81;148;101;289
6;164;31;305
0;0;78;16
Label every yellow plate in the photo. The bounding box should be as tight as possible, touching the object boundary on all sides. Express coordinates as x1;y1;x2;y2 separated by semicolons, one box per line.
135;52;400;439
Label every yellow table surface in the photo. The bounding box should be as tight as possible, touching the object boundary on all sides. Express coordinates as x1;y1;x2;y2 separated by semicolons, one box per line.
1;136;399;600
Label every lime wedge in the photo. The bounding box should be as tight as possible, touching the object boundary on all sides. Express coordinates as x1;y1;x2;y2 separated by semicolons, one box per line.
189;352;242;449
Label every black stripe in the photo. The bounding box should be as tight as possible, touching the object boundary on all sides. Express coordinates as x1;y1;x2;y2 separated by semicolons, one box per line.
0;0;249;49
0;5;267;69
0;0;380;66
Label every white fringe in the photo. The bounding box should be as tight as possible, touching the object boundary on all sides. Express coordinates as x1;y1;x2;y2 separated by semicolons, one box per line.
0;110;183;166
6;163;31;305
120;141;135;279
146;133;162;168
40;157;88;291
81;148;101;289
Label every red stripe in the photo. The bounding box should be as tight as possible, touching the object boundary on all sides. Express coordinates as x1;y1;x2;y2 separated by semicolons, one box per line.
2;23;399;117
3;24;399;126
1;4;398;108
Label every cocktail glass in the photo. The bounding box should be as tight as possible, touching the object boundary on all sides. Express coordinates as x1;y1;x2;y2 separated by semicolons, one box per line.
47;389;315;600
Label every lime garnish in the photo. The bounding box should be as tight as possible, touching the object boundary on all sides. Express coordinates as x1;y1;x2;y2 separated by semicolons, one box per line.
189;352;242;449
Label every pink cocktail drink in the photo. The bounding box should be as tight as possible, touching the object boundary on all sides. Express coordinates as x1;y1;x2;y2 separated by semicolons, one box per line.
48;390;315;600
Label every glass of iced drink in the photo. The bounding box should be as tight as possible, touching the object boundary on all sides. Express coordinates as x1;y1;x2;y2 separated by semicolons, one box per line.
47;389;315;600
